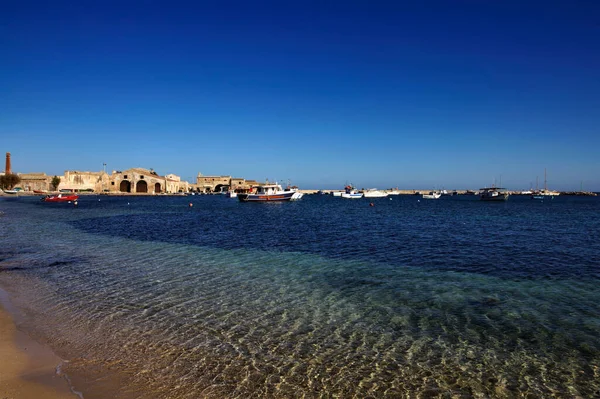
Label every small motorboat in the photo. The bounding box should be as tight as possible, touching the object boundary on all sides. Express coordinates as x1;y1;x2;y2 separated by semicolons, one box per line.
42;193;80;202
341;185;363;199
362;189;388;198
422;192;441;199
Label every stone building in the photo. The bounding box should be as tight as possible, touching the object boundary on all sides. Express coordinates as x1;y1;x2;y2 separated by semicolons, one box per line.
109;168;167;194
62;170;106;192
192;173;264;193
196;173;232;193
18;173;51;192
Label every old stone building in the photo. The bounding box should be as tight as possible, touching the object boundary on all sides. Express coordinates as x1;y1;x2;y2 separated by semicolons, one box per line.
109;168;167;193
192;172;266;193
62;170;106;192
164;174;189;193
196;173;232;193
18;173;51;192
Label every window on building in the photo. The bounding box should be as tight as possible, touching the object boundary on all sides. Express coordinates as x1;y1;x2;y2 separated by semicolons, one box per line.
124;175;128;179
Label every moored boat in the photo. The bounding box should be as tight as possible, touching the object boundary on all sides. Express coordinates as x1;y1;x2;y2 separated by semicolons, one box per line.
422;191;441;199
362;189;388;198
42;193;80;202
479;187;509;201
532;190;560;197
238;183;303;202
341;185;363;199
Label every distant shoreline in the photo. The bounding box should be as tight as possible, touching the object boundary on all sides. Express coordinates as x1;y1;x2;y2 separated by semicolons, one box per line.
1;189;598;197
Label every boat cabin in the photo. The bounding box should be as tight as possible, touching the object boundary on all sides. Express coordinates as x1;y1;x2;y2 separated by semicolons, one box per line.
253;184;285;195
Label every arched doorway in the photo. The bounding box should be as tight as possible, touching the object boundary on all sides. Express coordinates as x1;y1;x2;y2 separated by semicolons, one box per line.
120;180;131;193
136;180;148;193
154;183;162;193
214;184;229;193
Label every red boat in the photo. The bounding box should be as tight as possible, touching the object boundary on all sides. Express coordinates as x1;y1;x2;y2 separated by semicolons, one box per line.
42;194;79;202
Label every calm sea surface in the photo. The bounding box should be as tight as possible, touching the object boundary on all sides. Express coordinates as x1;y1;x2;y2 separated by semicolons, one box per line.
1;194;599;398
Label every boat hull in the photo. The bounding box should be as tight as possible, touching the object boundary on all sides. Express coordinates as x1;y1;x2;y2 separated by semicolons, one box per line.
480;193;509;201
43;194;79;202
341;193;363;199
238;191;301;202
363;192;388;198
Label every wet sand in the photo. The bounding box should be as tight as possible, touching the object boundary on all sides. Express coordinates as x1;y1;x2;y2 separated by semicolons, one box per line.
0;305;79;399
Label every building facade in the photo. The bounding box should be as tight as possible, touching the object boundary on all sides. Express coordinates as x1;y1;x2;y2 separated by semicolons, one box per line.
109;168;166;194
18;173;51;192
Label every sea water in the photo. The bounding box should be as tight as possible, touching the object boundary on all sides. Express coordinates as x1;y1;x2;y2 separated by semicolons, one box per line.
0;194;598;398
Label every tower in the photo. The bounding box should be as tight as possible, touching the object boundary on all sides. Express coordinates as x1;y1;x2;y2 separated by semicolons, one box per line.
5;152;11;174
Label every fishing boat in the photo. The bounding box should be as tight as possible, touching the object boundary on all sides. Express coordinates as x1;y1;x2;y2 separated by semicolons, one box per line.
341;185;363;199
2;189;19;195
422;191;441;199
237;183;303;202
479;187;509;201
42;193;79;202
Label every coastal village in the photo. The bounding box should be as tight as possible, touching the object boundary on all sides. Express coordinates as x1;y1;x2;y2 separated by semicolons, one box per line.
0;152;264;195
0;152;596;197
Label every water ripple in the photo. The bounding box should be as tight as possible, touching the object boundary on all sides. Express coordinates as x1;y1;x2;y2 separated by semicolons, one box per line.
0;195;598;397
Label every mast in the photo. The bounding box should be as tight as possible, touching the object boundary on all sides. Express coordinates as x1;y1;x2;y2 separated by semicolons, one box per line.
544;168;547;191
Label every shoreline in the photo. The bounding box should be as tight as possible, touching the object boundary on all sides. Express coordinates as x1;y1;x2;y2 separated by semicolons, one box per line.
0;289;80;399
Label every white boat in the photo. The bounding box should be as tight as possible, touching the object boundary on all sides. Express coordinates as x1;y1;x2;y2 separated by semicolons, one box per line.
362;189;388;198
227;191;238;198
479;187;509;201
2;189;19;195
238;183;303;202
331;191;343;197
422;192;441;199
341;185;363;199
533;190;560;197
532;169;560;197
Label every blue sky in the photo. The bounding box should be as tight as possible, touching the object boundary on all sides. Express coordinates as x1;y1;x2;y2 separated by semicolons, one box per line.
1;1;598;190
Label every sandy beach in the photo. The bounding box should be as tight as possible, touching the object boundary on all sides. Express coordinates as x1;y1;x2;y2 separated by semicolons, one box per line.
0;303;78;399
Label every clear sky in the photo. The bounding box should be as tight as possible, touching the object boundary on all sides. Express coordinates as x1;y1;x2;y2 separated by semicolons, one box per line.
1;1;599;191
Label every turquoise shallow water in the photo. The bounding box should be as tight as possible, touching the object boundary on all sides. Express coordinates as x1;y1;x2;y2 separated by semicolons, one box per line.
0;194;599;398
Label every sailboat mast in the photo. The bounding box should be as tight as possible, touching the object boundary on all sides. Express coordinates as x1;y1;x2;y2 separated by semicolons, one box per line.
544;168;547;191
